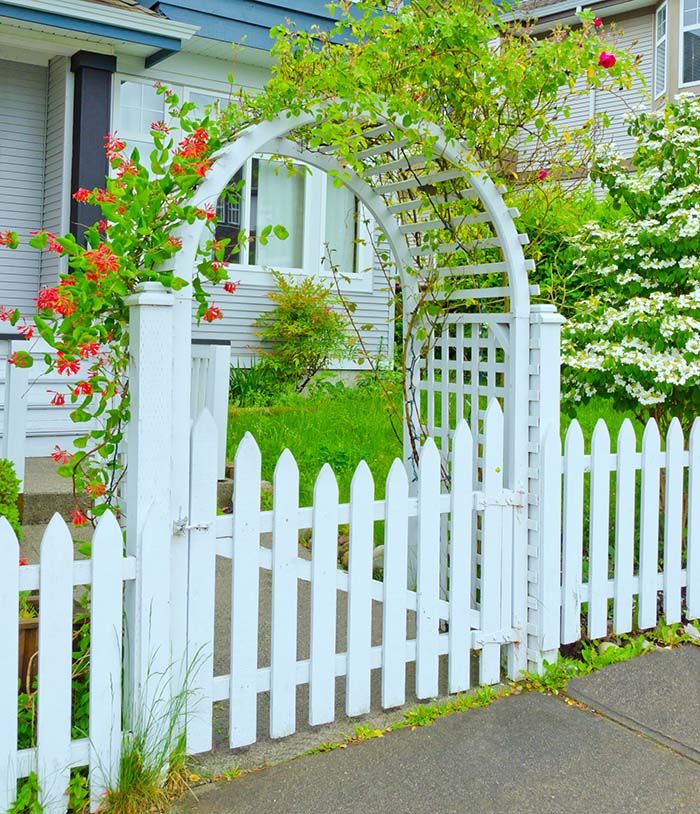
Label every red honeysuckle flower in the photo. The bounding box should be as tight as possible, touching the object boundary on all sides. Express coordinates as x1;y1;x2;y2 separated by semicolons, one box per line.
51;445;72;465
203;305;223;323
49;391;65;406
78;342;100;358
97;219;109;233
538;169;550;181
150;120;171;133
598;51;617;69
70;508;88;527
72;188;91;203
56;352;81;376
17;320;34;340
224;280;239;294
19;557;28;567
104;132;126;160
84;243;119;280
94;189;117;205
60;276;77;287
0;230;19;249
211;261;225;272
86;482;106;498
74;381;93;396
117;160;139;179
168;236;183;250
56;290;77;317
195;160;213;177
36;287;59;311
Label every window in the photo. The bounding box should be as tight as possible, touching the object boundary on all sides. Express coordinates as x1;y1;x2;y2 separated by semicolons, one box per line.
114;78;373;288
117;80;164;158
683;0;700;85
655;3;667;97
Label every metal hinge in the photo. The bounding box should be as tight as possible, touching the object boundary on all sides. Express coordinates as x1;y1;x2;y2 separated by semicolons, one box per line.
473;490;526;510
173;516;212;536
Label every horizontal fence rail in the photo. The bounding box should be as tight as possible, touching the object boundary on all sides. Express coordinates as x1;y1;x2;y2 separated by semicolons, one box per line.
183;402;516;752
541;417;700;649
0;512;134;814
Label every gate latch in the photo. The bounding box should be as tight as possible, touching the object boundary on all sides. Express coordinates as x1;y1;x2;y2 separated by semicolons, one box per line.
473;490;526;510
173;515;213;536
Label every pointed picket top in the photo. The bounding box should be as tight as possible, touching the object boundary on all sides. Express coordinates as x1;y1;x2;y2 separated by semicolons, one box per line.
691;417;700;448
484;397;504;434
666;416;684;450
418;436;441;475
617;418;636;452
590;417;610;451
386;457;409;493
642;416;661;448
192;407;217;440
235;431;261;466
0;515;19;549
41;512;73;557
314;462;339;503
274;447;299;482
451;419;473;461
564;419;584;456
351;459;374;497
92;509;122;550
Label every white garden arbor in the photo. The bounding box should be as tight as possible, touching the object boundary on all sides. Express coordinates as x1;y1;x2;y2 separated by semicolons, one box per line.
157;104;563;687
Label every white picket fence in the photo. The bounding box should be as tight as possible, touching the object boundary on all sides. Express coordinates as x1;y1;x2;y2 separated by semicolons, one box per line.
182;401;515;753
0;512;131;814
537;416;700;663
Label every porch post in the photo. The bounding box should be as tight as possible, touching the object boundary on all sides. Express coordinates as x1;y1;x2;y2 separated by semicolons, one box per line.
124;283;175;726
528;304;565;673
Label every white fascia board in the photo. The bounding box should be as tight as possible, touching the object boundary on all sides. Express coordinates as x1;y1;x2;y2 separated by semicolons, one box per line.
0;0;199;40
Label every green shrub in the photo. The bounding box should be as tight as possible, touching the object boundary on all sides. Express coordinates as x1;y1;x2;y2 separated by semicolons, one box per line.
255;271;354;392
229;359;290;407
0;458;21;539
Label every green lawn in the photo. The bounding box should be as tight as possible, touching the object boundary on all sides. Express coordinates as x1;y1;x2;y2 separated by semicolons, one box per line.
226;381;644;508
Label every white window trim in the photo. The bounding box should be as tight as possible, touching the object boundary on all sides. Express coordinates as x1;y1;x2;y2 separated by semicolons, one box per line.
654;2;668;99
679;0;700;88
111;74;375;293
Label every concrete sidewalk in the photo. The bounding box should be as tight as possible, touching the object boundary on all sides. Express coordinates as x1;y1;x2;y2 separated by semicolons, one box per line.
176;647;700;814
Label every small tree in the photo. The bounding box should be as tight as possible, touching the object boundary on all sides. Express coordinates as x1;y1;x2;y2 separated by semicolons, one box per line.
256;271;354;391
562;95;700;431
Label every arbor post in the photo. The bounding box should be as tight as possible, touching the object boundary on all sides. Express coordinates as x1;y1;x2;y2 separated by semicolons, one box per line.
125;282;175;727
528;304;565;673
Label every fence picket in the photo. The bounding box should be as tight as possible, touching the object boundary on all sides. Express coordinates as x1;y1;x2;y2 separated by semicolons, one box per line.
687;419;700;620
613;420;636;634
37;515;73;814
382;459;409;709
230;433;262;748
89;512;124;808
539;429;562;662
346;461;374;717
480;400;503;685
186;410;218;754
588;420;611;640
561;421;584;644
448;420;473;693
270;449;299;738
309;465;339;726
663;419;684;624
639;419;661;630
0;519;19;812
416;438;441;699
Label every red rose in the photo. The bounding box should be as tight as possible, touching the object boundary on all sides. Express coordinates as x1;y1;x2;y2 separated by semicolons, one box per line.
598;52;617;69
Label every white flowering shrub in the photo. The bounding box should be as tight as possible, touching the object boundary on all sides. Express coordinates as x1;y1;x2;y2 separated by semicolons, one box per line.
562;95;700;428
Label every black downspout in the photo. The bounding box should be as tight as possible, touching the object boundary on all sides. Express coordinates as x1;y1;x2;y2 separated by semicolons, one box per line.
70;51;117;245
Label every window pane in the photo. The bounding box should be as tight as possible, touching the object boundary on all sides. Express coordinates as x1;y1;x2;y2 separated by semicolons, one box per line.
252;159;305;268
190;92;221;116
657;5;666;39
655;40;666;95
215;169;245;264
684;29;700;83
119;80;163;138
324;179;357;274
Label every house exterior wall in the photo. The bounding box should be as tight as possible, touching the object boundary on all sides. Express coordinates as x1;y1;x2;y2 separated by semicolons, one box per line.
0;59;47;312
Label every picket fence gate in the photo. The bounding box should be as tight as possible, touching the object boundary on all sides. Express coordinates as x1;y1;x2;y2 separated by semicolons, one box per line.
0;513;131;814
182;400;518;753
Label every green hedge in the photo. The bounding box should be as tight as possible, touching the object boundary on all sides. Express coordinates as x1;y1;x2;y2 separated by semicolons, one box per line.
0;459;21;539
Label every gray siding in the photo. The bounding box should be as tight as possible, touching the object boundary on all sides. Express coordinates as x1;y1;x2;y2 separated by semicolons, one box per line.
41;56;72;289
0;60;47;311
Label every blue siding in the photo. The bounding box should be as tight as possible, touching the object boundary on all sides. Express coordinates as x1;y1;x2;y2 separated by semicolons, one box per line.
151;0;343;48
